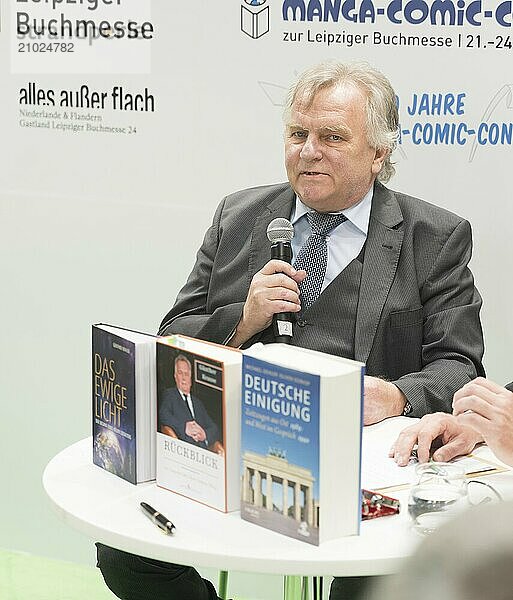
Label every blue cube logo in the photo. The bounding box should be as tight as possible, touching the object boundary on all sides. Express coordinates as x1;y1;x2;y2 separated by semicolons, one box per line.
241;0;270;39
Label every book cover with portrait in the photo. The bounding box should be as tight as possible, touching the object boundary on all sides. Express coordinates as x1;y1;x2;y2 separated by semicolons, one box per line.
92;324;156;485
156;335;241;512
241;344;364;545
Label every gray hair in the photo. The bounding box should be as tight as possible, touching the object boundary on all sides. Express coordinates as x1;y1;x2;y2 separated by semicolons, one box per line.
284;61;399;183
174;354;192;371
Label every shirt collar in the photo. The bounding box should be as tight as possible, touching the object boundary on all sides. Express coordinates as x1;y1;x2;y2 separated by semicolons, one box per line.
290;186;373;235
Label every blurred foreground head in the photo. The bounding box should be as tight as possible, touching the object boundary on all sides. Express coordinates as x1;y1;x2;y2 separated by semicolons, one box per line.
371;499;513;600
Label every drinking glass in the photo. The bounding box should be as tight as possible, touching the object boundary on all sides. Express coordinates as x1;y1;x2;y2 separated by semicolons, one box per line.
408;462;468;535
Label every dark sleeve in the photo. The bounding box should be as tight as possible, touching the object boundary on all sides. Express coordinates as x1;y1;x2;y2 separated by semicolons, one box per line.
194;398;219;444
158;198;245;344
159;392;186;438
393;219;485;416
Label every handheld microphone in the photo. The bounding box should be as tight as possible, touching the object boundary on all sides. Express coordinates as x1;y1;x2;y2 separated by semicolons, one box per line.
266;218;295;344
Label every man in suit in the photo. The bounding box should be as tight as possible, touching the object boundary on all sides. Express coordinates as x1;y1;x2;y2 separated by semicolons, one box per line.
159;354;222;453
159;63;484;425
390;378;513;467
97;61;484;600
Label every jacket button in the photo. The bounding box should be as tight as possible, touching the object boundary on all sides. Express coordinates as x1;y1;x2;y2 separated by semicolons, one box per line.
296;319;307;327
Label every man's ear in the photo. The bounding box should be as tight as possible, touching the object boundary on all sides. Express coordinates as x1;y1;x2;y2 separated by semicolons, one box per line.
372;147;388;175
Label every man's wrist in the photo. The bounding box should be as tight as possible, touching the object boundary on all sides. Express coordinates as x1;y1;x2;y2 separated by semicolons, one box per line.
387;382;409;416
226;318;250;348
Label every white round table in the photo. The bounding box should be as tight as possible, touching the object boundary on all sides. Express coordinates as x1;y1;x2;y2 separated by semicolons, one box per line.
42;419;512;599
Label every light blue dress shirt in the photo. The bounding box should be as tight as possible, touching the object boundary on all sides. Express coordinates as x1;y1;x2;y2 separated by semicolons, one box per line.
290;187;373;293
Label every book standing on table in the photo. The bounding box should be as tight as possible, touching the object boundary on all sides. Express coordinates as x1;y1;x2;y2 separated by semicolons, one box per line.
241;343;364;545
92;324;157;485
156;335;242;512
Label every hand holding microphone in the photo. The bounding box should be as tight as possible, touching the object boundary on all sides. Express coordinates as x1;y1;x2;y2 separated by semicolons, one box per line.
227;218;306;347
266;218;297;343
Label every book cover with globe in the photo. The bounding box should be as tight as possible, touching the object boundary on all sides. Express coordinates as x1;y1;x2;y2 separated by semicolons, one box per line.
92;324;156;484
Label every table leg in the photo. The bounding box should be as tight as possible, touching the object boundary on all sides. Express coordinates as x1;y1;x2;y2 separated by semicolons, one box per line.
283;575;311;600
218;570;228;600
312;576;323;600
301;576;309;600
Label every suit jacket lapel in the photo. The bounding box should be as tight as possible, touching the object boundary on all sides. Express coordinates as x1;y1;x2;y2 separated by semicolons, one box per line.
355;182;404;364
247;185;296;283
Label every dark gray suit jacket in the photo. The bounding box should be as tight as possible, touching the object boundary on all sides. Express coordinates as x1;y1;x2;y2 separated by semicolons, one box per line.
159;387;219;448
159;182;485;417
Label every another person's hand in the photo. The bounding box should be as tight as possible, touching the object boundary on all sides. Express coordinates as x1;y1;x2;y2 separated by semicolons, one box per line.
185;420;207;442
389;412;483;466
210;441;225;456
229;260;306;347
363;376;407;425
453;377;513;467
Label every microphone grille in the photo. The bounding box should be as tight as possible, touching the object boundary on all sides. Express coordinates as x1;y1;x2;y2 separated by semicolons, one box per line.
266;218;294;243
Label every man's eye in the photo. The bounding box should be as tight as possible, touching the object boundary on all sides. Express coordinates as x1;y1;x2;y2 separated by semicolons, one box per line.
328;134;343;141
291;131;307;139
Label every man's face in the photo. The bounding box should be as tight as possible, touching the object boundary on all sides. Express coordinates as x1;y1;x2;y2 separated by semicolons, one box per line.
174;360;192;395
284;83;387;212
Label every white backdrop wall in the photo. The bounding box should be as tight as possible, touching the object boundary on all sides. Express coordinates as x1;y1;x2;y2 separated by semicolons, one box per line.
1;0;511;595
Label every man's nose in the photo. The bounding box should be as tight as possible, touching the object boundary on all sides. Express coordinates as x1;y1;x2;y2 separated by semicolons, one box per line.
299;135;322;161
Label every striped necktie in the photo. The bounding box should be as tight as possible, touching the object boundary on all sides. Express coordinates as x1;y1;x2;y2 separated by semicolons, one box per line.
293;211;347;312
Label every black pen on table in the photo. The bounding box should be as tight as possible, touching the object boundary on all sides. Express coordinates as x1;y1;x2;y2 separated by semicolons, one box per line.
140;502;175;535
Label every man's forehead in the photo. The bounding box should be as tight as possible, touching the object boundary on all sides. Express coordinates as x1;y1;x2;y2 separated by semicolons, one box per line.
288;83;365;126
288;109;350;126
175;361;190;371
286;106;355;134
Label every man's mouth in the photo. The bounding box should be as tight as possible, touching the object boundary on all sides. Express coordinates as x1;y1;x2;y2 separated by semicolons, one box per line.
301;171;327;176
